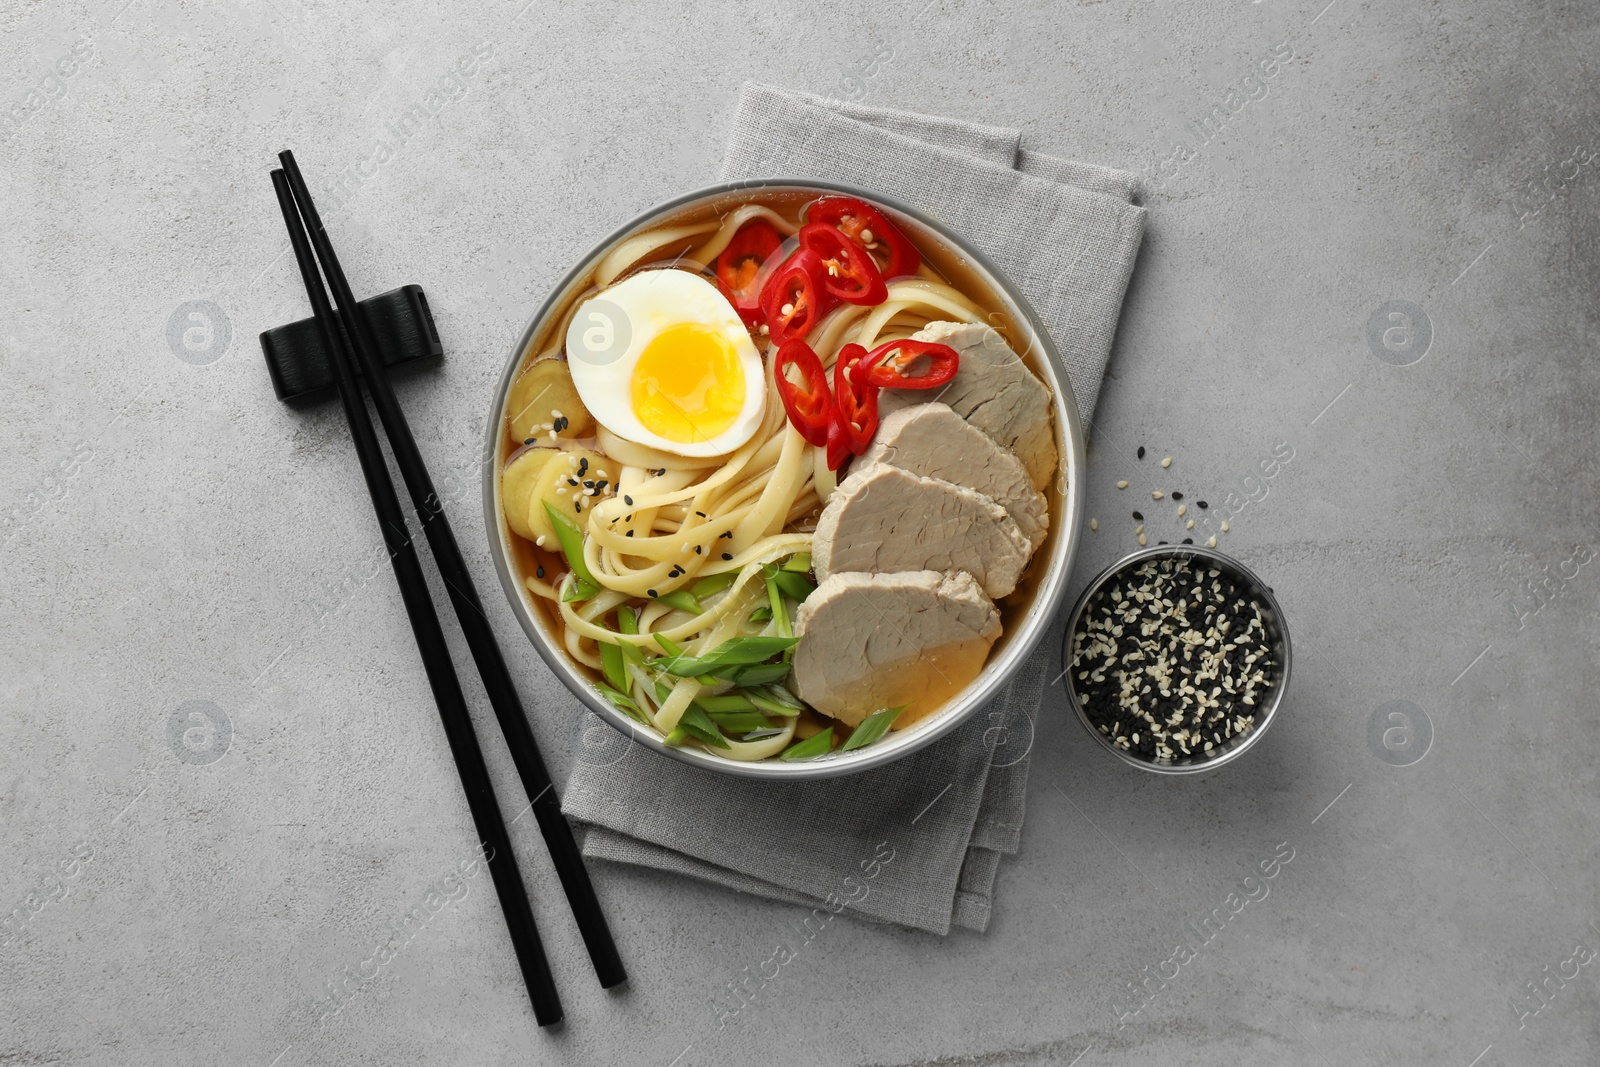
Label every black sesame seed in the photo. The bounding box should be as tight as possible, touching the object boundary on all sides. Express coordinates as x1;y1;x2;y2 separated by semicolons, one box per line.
523;438;535;446
1137;446;1146;459
1182;538;1193;545
694;545;703;554
536;565;545;578
722;552;733;560
1158;540;1168;545
574;500;582;513
1132;510;1144;521
626;530;634;537
696;511;707;518
1171;491;1183;501
648;589;658;597
1197;501;1209;509
624;495;634;506
596;480;608;491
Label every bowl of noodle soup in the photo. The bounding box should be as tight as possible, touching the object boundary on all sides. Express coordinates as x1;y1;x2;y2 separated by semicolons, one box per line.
483;179;1086;779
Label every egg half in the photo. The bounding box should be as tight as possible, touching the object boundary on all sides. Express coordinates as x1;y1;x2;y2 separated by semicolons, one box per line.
564;269;766;458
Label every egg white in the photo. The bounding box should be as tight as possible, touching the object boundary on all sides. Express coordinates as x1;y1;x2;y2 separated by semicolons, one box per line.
564;269;766;458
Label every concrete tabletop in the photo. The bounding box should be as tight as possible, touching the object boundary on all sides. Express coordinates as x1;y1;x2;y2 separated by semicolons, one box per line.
4;1;1596;1064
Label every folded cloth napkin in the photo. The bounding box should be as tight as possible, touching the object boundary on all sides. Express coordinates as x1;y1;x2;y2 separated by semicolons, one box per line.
560;82;1146;935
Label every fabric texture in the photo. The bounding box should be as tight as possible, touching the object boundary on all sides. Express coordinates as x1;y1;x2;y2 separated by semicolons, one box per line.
561;82;1145;935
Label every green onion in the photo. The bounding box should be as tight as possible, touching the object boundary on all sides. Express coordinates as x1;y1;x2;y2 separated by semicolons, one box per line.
675;704;730;749
718;662;792;687
747;605;774;625
841;706;904;752
779;728;834;761
696;693;758;713
663;726;689;747
755;683;803;709
782;552;812;573
763;565;792;638
657;635;800;678
616;606;644;665
705;711;773;733
599;640;627;691
745;689;802;716
741;727;787;741
655;589;703;613
595;682;650;726
769;569;816;602
654;633;685;657
690;571;738;599
543;501;600;600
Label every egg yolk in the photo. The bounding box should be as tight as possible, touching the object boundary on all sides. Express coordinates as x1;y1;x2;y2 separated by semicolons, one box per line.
630;322;746;444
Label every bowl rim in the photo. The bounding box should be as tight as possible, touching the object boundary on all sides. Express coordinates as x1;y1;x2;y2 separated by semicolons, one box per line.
1060;544;1293;775
481;177;1087;780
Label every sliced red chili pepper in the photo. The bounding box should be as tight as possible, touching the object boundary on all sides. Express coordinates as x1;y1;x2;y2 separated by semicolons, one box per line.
797;223;888;306
825;416;853;473
805;196;921;279
759;248;831;345
859;339;959;390
830;343;878;460
715;219;782;326
772;339;833;447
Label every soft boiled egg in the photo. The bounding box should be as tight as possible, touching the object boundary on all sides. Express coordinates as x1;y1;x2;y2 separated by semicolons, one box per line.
564;269;766;458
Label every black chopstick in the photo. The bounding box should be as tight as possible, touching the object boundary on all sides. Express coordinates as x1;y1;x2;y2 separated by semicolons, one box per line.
277;150;627;990
270;169;564;1027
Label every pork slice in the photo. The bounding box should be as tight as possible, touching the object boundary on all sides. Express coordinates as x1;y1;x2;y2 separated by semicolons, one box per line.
860;402;1049;553
792;570;1001;724
876;321;1057;490
813;460;1031;599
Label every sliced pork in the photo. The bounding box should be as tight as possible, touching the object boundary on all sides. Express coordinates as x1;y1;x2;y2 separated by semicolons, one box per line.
860;402;1049;552
876;321;1057;490
812;460;1030;600
792;570;1002;724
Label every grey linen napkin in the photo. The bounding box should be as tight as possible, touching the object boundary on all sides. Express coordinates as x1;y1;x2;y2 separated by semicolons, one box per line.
560;82;1145;935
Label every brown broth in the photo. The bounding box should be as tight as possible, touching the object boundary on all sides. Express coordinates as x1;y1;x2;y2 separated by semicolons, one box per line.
499;187;1067;738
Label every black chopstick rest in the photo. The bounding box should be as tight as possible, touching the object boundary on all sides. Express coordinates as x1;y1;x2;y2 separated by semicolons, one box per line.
259;285;441;404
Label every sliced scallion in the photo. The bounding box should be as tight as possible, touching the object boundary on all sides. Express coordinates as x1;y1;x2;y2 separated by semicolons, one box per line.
543;501;600;600
676;703;730;749
599;640;627;691
841;706;905;751
779;728;834;761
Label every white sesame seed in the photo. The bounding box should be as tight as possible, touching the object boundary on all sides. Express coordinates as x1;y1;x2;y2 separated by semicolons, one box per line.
1186;519;1196;530
1207;535;1217;548
1152;490;1164;500
1138;531;1147;546
1161;456;1172;468
1117;480;1129;489
1089;518;1099;531
1177;504;1187;517
1220;520;1230;533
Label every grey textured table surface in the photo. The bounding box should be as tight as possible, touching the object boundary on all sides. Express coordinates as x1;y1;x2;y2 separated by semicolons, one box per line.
4;1;1597;1064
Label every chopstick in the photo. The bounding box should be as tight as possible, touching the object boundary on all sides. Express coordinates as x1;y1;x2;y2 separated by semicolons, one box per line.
276;151;627;991
270;169;564;1027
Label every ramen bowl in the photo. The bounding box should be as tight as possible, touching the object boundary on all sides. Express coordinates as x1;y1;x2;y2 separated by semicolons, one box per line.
483;178;1086;779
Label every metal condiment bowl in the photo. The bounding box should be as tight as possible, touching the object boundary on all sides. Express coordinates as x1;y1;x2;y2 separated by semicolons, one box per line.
1061;545;1292;775
482;179;1087;780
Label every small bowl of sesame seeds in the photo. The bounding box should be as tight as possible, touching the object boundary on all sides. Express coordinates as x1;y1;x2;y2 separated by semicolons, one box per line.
1063;545;1291;774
